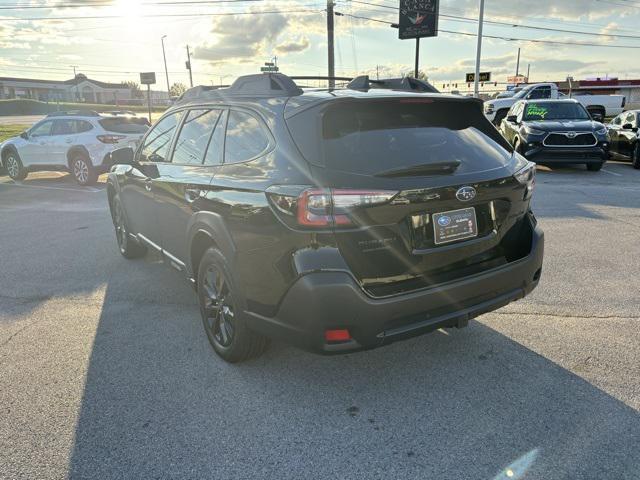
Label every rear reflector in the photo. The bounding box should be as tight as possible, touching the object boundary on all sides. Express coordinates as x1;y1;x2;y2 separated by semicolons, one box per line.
324;329;351;343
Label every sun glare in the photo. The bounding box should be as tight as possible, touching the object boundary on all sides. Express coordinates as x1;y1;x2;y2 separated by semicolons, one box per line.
113;0;144;20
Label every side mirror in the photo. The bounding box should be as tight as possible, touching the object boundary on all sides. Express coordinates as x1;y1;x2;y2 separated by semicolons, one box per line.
590;112;604;122
20;131;28;140
109;146;135;166
506;115;518;124
622;123;633;130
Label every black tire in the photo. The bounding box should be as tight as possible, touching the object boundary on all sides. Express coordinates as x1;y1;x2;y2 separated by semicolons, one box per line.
197;248;269;363
70;154;97;186
587;162;604;172
4;151;28;181
493;109;508;126
632;143;640;170
111;194;146;259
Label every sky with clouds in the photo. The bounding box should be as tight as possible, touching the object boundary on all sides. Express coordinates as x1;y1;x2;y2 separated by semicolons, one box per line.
2;0;640;93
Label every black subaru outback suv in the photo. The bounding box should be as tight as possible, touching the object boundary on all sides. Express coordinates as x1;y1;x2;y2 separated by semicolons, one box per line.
107;74;543;362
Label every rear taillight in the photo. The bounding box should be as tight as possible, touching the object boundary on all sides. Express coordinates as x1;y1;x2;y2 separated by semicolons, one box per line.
97;134;127;144
514;161;536;200
267;187;397;228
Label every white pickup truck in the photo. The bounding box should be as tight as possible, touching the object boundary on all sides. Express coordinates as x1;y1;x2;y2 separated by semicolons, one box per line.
484;83;625;125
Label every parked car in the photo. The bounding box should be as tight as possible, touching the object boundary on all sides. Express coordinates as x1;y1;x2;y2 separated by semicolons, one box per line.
607;110;640;168
484;83;625;125
499;99;609;171
0;111;149;185
106;73;543;363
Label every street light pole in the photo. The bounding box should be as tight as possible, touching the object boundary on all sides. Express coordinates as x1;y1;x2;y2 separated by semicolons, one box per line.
71;65;79;101
186;45;194;88
327;0;335;89
161;35;170;97
473;0;485;98
414;38;420;78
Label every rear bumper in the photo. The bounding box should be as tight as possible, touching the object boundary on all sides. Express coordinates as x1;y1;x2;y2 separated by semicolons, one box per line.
244;220;544;354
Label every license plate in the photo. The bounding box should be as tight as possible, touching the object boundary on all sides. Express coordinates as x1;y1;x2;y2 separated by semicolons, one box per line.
433;207;478;245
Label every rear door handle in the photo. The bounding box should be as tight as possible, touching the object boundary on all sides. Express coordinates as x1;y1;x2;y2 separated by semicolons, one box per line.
184;188;201;203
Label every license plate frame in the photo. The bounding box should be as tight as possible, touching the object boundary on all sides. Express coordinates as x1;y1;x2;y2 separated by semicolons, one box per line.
432;207;478;245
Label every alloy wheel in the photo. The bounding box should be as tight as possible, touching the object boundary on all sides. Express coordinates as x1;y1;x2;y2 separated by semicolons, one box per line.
73;159;89;184
113;201;128;253
201;266;235;348
6;156;19;178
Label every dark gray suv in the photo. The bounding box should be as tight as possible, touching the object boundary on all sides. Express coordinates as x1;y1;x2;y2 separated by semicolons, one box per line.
107;73;543;363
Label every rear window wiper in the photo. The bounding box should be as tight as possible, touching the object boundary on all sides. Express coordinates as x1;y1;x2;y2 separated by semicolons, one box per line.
374;160;461;178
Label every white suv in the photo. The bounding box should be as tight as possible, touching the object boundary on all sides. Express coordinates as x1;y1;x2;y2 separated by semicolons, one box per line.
0;111;150;185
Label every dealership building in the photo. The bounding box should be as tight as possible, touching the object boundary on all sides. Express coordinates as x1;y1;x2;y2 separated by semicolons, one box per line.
557;78;640;110
0;74;169;105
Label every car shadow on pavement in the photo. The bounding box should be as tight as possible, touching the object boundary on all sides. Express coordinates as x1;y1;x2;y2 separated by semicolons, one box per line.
66;266;640;480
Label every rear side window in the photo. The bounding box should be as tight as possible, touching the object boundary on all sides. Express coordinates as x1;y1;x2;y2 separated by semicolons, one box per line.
52;120;75;135
172;109;222;165
527;86;551;99
99;117;149;134
625;112;636;126
75;120;94;133
288;100;513;176
139;111;183;163
224;110;269;163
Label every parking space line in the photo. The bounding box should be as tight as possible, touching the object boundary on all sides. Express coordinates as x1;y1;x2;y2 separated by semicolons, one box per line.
601;168;623;177
0;181;104;193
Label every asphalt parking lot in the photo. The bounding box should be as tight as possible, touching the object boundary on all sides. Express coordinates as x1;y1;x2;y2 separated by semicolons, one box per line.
0;163;639;479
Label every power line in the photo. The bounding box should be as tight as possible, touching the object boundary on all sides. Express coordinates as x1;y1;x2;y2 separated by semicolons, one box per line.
345;0;640;41
0;0;265;9
361;0;640;34
335;11;640;49
0;8;322;22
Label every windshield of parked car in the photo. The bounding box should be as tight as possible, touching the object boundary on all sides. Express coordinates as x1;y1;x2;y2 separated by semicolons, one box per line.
523;102;590;121
288;99;513;176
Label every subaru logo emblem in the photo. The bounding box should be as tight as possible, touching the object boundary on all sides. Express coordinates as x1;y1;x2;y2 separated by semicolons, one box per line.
438;216;451;227
456;186;476;202
566;131;577;139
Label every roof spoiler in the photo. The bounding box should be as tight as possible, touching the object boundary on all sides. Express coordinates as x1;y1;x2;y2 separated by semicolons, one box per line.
347;75;440;93
177;73;303;104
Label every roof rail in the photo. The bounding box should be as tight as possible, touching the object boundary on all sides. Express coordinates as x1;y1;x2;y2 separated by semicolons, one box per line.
347;75;439;94
45;110;100;117
177;73;303;104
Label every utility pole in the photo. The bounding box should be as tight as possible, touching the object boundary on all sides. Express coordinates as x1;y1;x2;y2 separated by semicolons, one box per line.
473;0;485;98
186;45;194;88
526;63;530;82
414;38;420;78
376;65;380;80
70;65;79;101
161;35;170;97
515;47;521;77
327;0;335;89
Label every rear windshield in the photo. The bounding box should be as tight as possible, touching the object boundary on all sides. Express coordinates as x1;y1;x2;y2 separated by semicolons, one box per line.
523;102;590;121
288;99;512;175
99;117;149;134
